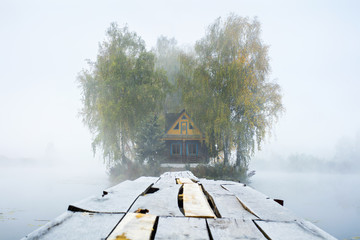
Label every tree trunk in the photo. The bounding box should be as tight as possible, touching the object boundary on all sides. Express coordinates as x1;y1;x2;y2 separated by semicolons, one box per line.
236;143;240;167
121;130;126;164
223;136;229;165
236;140;248;171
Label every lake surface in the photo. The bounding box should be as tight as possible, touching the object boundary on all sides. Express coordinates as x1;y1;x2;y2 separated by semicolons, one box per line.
250;171;360;240
0;164;110;240
1;165;359;239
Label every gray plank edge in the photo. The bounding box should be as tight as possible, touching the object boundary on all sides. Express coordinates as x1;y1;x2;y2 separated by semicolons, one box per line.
22;211;124;240
254;220;338;240
155;216;209;240
207;218;267;240
129;184;183;216
69;179;156;213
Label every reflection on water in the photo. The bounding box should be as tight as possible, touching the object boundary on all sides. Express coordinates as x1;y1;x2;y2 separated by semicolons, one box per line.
250;171;360;240
0;164;110;240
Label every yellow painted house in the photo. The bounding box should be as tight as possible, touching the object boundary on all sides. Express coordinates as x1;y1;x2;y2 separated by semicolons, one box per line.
163;110;207;163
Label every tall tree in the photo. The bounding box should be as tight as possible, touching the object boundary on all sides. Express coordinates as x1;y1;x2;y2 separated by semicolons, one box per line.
134;115;165;166
153;36;183;113
78;23;168;168
178;14;284;168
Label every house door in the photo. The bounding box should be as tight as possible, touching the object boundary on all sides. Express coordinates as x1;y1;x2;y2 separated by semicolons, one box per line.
181;122;187;135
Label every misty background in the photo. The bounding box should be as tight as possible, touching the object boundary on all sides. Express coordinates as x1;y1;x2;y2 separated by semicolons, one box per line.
1;0;359;239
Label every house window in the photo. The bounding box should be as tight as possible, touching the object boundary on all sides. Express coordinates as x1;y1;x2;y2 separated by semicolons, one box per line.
171;143;181;155
182;115;187;119
181;122;187;135
173;123;179;130
189;123;194;129
187;143;197;156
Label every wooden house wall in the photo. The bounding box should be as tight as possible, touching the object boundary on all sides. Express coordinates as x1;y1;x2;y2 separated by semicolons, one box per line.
164;140;208;163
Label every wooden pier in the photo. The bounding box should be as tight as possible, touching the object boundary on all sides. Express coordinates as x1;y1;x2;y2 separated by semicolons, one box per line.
22;171;337;240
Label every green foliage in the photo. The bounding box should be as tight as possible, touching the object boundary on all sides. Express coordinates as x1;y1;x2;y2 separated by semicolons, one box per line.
78;16;284;181
109;160;161;182
186;163;250;183
78;23;168;168
134;115;166;166
178;14;284;169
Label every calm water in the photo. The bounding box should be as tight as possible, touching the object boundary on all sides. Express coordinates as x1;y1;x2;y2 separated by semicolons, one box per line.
250;171;360;240
0;165;110;240
1;166;359;239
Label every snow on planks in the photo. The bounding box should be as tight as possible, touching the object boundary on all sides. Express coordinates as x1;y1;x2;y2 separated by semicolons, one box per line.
22;171;337;240
222;183;298;221
254;220;337;240
104;177;159;195
156;171;198;186
207;218;267;239
68;177;158;213
200;179;256;219
155;217;208;239
21;212;123;240
129;183;183;216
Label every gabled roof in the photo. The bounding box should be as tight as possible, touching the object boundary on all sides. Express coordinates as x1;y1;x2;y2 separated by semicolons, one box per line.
165;109;186;133
164;109;205;142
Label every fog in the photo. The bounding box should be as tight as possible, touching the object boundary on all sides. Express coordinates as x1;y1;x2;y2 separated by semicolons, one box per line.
1;0;360;239
0;161;110;239
248;133;360;239
250;171;360;239
251;132;360;173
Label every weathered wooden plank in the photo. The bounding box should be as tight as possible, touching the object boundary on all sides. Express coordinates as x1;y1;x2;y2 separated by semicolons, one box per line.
155;172;178;186
183;183;216;218
199;178;241;186
176;177;195;184
223;184;297;221
134;176;160;183
300;220;338;240
207;218;267;240
22;211;123;240
254;220;337;240
69;178;156;213
213;195;256;219
104;177;159;194
182;171;199;180
107;213;157;240
22;171;337;240
156;171;198;186
200;182;235;197
200;181;255;219
155;217;209;240
129;184;183;216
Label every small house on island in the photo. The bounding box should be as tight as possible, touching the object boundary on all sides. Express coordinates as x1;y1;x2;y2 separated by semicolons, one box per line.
163;110;208;163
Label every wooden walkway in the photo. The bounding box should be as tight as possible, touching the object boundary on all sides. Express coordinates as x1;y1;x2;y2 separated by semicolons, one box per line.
22;171;337;240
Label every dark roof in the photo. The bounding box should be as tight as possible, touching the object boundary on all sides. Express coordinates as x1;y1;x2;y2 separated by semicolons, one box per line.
165;109;186;133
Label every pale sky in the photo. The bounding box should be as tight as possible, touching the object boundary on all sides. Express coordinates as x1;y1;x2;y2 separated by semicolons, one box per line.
1;0;360;163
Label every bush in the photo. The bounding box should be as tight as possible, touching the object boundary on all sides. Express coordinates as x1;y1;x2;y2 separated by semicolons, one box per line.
108;161;162;183
109;161;254;184
186;163;251;183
